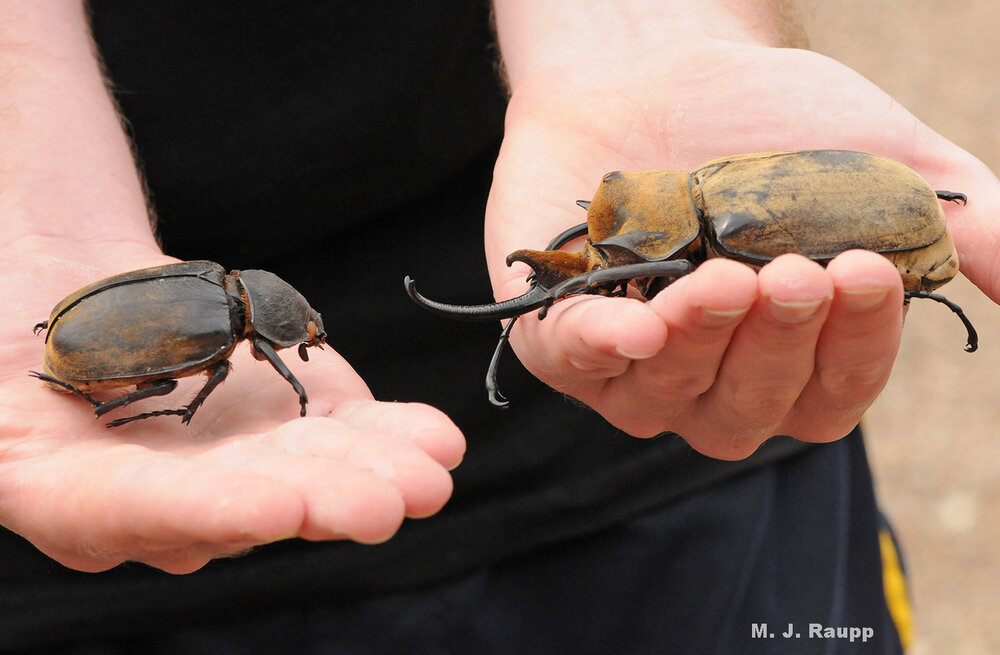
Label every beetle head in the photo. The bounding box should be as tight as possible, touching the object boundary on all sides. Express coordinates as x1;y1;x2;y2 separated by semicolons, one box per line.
297;309;326;361
236;269;327;358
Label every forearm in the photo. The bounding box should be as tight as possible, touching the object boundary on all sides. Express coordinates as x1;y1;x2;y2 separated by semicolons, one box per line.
0;2;155;254
493;0;806;92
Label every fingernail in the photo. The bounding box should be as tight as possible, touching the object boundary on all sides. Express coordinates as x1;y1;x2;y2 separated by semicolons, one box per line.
769;297;824;323
614;346;657;360
839;287;891;311
569;358;602;370
701;306;750;326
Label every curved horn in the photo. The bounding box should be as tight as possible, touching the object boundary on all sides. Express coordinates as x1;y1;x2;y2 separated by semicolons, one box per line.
404;276;550;321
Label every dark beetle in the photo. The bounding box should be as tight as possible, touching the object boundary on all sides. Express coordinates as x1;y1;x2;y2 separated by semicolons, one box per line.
405;150;977;406
31;260;326;427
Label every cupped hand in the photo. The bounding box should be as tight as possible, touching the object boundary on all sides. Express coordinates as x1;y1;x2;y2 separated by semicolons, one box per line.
486;39;1000;458
0;244;465;573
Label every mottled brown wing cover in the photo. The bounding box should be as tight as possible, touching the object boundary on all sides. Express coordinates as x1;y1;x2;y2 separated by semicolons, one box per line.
44;269;236;383
693;150;947;264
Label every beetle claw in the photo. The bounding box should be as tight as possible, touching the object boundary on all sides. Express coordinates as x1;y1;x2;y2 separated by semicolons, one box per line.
936;190;968;205
485;317;517;408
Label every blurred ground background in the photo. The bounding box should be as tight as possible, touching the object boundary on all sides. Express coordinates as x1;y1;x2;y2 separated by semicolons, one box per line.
798;2;1000;653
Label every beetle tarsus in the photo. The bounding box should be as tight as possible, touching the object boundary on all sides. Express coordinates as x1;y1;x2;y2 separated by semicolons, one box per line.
32;321;48;336
106;408;187;428
485;317;518;408
904;290;978;352
935;190;967;205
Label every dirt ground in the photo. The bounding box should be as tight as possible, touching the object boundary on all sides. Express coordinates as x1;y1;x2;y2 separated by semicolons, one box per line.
798;2;1000;653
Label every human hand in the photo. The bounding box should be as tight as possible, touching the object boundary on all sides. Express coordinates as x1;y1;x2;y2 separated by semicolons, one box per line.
0;245;465;573
487;9;1000;458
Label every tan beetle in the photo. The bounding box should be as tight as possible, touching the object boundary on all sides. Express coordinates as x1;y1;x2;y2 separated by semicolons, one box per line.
405;150;977;406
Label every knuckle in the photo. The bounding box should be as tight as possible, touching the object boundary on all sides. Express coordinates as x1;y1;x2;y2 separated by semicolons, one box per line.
816;359;890;398
688;428;770;461
728;381;802;419
641;370;715;400
786;414;865;444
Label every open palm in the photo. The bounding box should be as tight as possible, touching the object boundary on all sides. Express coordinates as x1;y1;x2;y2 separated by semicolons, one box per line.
486;40;1000;458
0;244;464;573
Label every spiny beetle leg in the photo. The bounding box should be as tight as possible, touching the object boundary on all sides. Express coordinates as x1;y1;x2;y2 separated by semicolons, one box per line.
181;360;231;424
537;260;695;320
106;408;187;428
405;276;552;322
29;371;185;426
904;290;978;352
92;379;178;417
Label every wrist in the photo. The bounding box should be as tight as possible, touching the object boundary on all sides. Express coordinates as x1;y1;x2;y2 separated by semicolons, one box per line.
0;2;155;251
493;0;806;92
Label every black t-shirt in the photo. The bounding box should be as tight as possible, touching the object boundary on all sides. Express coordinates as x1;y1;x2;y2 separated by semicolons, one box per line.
1;2;807;648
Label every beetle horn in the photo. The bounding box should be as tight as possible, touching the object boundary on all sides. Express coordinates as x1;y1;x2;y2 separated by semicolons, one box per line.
404;276;552;321
576;200;591;210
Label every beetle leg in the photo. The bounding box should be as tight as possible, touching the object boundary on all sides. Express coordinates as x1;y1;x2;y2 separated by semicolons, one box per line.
545;222;589;251
253;337;309;416
903;290;978;352
537;260;695;319
405;276;553;321
935;190;968;205
180;360;231;424
93;379;179;417
106;408;187;428
485;316;518;409
30;372;186;427
29;371;102;406
100;369;232;427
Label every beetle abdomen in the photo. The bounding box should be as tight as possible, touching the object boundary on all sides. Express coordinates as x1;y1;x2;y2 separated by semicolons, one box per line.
45;276;236;383
694;150;948;264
